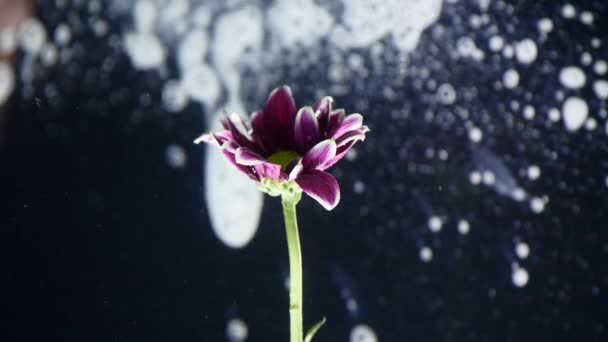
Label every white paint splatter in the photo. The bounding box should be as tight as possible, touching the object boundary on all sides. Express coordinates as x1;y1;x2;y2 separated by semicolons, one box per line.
124;32;166;70
512;265;529;287
593;80;608;100
419;246;433;263
515;242;530;259
561;4;576;19
527;165;541;181
181;63;220;106
469;170;482;185
0;62;15;107
503;68;520;89
428;216;443;233
488;35;504;51
468;126;483;143
594;60;607;75
0;27;17;55
18;18;47;54
530;196;546;213
548;107;561;122
515;39;537;65
165;144;187;168
559;66;586;89
162;80;188;112
353;181;365;194
177;30;208;72
226;318;248;342
268;0;334;48
457;220;470;235
350;324;378;342
562;97;589;132
523;105;536;120
537;18;553;33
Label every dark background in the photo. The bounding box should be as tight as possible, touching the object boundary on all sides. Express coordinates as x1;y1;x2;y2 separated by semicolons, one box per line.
3;1;608;341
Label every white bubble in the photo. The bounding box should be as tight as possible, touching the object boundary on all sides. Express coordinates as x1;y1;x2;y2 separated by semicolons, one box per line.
580;11;594;25
581;52;592;66
511;187;527;202
537;18;553;33
489;35;504;51
419;246;433;263
0;27;17;55
562;97;589;132
457;220;470;235
428;216;443;233
594;60;607;75
353;181;365;194
177;30;208;72
503;69;520;89
512;266;529;287
165;144;187;168
530;197;546;213
593;80;608;100
469;170;482;185
123;32;166;70
54;23;72;45
437;83;456;104
180;63;220;106
40;43;58;66
134;0;157;32
0;62;15;107
346;148;358;161
350;324;378;342
346;298;359;314
515;242;530;259
548;107;561;122
482;170;496;185
561;4;576;19
559;66;586;89
162;80;189;112
502;45;514;59
468;126;483;143
515;39;537;65
585;117;597;131
527;165;541;180
226;318;248;342
19;18;47;54
523;105;535;120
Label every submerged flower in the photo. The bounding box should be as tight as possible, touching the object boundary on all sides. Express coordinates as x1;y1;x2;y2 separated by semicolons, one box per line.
195;86;369;210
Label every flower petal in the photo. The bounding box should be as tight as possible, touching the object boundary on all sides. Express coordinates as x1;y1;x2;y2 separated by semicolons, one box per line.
313;96;333;134
219;147;258;181
235;147;268;165
320;140;356;170
235;148;281;180
294;106;320;153
329;113;363;139
222;115;256;149
326;109;345;135
302;139;337;170
253;163;281;181
263;86;297;150
295;170;340;210
286;157;304;180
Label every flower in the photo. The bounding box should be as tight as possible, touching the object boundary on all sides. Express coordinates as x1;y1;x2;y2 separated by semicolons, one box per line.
195;86;369;210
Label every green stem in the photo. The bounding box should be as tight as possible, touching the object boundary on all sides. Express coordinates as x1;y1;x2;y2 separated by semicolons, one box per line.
282;191;303;342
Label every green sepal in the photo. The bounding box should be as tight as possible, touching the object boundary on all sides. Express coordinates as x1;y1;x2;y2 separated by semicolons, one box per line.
304;317;326;342
257;178;302;204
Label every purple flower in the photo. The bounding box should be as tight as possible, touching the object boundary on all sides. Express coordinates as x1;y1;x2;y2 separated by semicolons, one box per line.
196;86;369;210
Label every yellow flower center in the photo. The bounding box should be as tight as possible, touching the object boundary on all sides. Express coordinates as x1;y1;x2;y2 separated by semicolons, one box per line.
268;150;300;170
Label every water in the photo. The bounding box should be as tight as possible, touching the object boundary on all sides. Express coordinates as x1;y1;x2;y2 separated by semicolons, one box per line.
3;0;607;341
